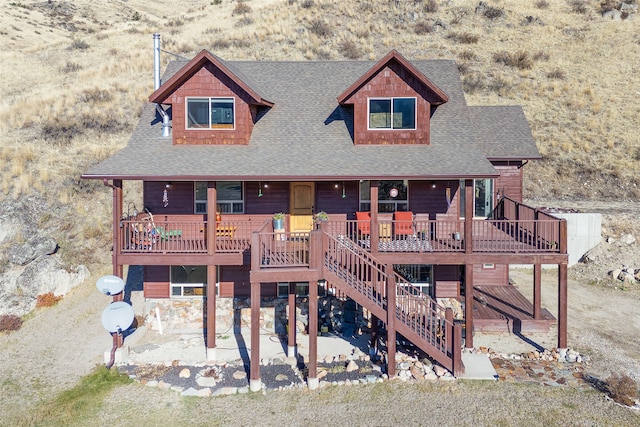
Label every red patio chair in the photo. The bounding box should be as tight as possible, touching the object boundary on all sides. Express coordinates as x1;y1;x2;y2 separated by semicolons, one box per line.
355;211;371;236
394;211;415;237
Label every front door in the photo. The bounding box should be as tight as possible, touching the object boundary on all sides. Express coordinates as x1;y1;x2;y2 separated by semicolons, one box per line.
289;182;314;232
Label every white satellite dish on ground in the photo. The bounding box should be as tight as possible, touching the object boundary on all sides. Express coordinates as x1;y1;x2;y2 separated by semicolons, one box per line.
96;275;125;296
101;301;135;333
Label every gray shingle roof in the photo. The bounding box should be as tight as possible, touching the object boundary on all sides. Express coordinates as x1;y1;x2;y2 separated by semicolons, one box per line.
83;56;538;181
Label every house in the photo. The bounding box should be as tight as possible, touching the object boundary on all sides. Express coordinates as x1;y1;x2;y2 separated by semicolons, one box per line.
82;34;568;390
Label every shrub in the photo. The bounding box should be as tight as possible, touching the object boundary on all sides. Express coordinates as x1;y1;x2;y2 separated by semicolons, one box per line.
69;39;89;50
414;21;433;35
424;0;438;13
606;373;638;406
0;314;22;332
535;0;549;9
463;73;485;94
484;6;504;19
301;0;315;8
547;68;566;79
60;61;82;73
339;40;361;59
309;18;331;37
569;0;589;14
232;1;252;15
36;292;63;308
493;50;533;70
458;49;477;61
447;32;479;44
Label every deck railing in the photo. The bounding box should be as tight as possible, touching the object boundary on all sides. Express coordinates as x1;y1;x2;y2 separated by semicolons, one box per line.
256;231;311;268
119;217;256;254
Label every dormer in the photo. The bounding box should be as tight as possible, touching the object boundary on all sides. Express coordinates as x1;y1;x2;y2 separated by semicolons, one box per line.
337;50;448;145
149;50;273;145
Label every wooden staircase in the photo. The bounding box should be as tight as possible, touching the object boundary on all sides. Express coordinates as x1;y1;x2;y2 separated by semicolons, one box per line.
322;233;464;375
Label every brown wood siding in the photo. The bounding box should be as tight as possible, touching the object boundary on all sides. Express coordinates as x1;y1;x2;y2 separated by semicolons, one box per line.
315;181;359;219
433;265;461;299
144;265;170;298
219;266;277;298
409;180;458;219
170;63;254;145
350;62;433;145
493;162;523;202
473;263;509;286
144;181;196;214
244;181;289;215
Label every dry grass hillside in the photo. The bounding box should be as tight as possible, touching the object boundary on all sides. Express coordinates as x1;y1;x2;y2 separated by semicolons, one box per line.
1;0;639;265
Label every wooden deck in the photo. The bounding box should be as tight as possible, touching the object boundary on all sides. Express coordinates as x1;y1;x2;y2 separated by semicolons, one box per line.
468;285;556;333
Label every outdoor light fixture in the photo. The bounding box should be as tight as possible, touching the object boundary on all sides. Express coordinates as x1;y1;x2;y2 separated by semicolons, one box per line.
431;182;437;189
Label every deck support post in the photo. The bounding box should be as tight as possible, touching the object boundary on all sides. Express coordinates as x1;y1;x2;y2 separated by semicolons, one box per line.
308;279;318;389
386;268;396;378
205;265;217;359
558;263;568;349
370;181;379;254
370;314;379;353
111;180;124;348
464;263;474;348
464;179;474;253
533;263;542;320
287;283;296;357
250;281;261;392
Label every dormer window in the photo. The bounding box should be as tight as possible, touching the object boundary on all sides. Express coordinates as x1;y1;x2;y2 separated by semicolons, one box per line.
186;97;235;129
368;97;416;130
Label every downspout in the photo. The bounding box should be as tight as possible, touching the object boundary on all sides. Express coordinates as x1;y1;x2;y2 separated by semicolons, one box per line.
153;33;171;138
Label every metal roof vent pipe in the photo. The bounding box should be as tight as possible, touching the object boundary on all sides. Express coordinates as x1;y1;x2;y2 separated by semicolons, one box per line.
153;33;171;138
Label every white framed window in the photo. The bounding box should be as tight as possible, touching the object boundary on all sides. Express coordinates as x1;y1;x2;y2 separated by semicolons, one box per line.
170;265;207;298
368;97;416;130
359;180;409;213
194;181;244;214
186;97;235;129
460;179;494;219
482;263;495;269
394;264;432;297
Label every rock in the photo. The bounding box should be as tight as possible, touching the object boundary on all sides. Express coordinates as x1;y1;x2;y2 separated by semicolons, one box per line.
145;380;158;387
410;365;425;380
346;360;359;373
609;269;622;280
275;374;289;381
425;370;438;381
179;368;191;378
621;234;636;245
602;9;622;20
8;237;58;265
324;355;334;363
398;361;411;370
433;365;447;377
317;369;327;380
196;377;217;387
233;370;247;380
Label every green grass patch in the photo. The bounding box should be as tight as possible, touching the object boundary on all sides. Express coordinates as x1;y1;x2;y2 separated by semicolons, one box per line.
20;367;132;426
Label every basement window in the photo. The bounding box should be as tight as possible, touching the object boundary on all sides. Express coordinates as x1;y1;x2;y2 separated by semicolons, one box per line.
170;265;207;298
186;97;235;129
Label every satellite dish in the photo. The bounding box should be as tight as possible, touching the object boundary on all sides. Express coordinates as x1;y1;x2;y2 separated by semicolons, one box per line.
101;301;135;333
96;275;125;296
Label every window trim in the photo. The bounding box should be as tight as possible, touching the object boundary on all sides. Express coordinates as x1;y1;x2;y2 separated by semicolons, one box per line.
359;180;409;213
459;179;494;219
186;97;236;130
367;97;417;130
194;181;245;214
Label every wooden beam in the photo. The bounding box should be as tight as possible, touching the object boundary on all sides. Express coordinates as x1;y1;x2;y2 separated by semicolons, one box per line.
207;183;217;256
112;180;123;279
386;268;396;378
308;279;318;389
206;265;216;351
374;252;568;265
533;263;541;320
464;263;474;348
287;283;296;357
370;181;379;254
464;179;474;254
250;281;261;391
558;263;568;349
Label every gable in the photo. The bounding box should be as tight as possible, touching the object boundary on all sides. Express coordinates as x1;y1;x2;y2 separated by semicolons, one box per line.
337;50;449;145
